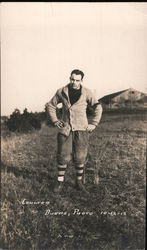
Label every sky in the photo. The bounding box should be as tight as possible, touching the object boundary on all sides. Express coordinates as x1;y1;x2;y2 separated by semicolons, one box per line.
1;2;147;116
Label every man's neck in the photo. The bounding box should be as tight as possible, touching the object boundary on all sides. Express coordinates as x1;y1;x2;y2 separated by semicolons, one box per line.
69;84;81;90
72;87;80;90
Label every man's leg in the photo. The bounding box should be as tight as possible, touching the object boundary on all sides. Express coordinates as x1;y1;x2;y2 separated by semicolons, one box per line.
73;131;89;192
54;132;72;193
54;164;67;193
57;164;67;182
75;164;84;181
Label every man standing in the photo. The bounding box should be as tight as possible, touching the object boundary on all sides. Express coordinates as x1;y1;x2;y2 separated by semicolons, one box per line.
46;69;102;193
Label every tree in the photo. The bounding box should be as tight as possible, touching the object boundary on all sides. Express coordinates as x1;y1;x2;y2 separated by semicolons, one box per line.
6;108;22;132
6;108;41;133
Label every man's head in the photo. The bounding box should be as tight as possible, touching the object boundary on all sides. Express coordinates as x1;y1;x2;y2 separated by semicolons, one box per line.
70;69;84;89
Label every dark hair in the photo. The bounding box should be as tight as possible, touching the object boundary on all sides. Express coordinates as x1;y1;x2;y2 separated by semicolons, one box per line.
70;69;84;80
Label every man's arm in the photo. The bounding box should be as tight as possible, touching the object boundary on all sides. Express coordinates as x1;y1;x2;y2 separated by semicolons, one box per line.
45;90;62;125
86;90;103;131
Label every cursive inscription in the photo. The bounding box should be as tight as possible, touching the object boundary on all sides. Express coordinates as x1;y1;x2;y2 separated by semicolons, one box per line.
21;199;50;205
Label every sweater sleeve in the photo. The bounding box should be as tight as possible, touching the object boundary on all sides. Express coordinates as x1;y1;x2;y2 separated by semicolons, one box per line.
45;90;61;124
86;90;103;126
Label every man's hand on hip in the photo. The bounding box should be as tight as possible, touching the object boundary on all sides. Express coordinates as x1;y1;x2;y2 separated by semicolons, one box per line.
86;124;96;133
54;120;64;129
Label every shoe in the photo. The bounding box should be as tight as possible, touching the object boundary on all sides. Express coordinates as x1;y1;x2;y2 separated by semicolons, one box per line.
75;180;89;195
53;181;64;193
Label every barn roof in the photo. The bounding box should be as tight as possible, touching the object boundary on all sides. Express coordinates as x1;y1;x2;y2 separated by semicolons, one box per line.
99;89;129;102
99;88;147;104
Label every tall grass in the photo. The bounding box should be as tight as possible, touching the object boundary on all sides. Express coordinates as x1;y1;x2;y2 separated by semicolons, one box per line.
1;112;146;250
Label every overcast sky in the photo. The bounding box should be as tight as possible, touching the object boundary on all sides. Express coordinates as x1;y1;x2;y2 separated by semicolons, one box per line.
1;2;147;116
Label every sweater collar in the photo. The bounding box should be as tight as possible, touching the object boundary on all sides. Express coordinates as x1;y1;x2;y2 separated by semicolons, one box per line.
63;83;84;96
62;84;85;108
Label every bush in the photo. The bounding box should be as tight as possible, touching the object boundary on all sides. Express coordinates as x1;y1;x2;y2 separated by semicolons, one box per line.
6;108;42;133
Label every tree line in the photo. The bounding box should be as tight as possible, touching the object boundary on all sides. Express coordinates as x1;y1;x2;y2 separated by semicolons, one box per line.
4;107;64;133
5;108;45;133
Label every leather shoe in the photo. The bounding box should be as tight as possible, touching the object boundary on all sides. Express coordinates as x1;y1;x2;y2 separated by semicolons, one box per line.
54;181;64;193
75;180;89;195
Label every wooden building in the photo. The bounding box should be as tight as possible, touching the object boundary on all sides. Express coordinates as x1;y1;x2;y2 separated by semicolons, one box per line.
99;88;147;110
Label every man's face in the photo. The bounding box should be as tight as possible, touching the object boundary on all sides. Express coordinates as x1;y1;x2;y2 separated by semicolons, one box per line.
70;74;82;89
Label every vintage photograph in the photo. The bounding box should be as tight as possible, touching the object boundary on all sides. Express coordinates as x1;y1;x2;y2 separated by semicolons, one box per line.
1;2;147;250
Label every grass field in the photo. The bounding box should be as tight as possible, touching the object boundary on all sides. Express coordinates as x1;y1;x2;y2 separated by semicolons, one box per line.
1;111;146;250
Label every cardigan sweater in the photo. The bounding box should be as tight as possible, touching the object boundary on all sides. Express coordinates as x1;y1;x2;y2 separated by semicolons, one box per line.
46;84;103;136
